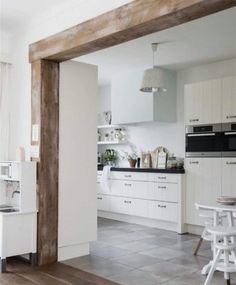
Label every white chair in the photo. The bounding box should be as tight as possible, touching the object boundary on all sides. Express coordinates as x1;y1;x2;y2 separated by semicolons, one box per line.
194;205;226;256
204;226;236;285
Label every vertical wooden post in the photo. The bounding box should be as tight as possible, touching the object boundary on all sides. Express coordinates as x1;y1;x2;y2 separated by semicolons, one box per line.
31;59;59;265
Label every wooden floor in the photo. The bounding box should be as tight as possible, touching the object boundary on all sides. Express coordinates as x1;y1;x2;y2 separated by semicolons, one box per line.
0;258;119;285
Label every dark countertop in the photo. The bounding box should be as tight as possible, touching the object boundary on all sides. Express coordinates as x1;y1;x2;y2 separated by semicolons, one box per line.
97;165;185;174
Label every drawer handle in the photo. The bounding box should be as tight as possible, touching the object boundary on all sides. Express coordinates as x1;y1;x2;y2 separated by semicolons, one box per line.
226;115;236;119
124;200;132;204
124;174;132;178
189;119;199;122
158;176;166;180
190;161;199;164
97;197;103;200
226;162;236;165
158;186;166;190
158;204;167;208
124;183;132;187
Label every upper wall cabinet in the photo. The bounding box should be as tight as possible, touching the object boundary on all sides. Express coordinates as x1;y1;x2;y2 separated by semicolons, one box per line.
111;69;176;125
184;76;236;125
184;79;221;125
222;76;236;123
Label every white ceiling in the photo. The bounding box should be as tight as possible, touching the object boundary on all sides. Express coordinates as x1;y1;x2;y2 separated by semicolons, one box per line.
77;8;236;86
0;0;73;31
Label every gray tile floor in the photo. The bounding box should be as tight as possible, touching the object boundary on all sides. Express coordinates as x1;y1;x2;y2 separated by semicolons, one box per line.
63;218;236;284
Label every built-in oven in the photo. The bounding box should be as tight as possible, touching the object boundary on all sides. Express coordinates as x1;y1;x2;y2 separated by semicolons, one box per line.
185;124;222;157
222;123;236;157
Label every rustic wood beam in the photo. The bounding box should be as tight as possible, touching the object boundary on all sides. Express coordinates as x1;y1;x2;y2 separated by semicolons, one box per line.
29;0;236;62
31;60;59;266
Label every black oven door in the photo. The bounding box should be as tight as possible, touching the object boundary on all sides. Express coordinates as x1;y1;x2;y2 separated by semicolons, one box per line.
186;132;222;157
222;131;236;157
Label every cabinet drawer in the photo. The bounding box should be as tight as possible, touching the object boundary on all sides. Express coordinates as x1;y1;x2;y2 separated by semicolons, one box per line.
148;173;178;184
110;180;148;198
97;195;110;211
148;201;178;222
110;196;132;215
110;171;148;181
109;196;148;217
97;181;110;194
148;182;178;202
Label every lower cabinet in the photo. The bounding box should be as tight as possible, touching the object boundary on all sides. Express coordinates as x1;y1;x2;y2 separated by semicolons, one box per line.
97;195;110;211
109;196;148;218
185;158;221;226
97;171;185;233
222;157;236;196
148;201;178;222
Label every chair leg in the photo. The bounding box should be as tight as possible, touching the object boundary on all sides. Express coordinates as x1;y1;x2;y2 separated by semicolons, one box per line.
204;248;222;285
194;237;203;256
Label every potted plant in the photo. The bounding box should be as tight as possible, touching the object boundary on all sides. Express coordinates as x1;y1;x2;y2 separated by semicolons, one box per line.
102;149;118;166
123;151;138;168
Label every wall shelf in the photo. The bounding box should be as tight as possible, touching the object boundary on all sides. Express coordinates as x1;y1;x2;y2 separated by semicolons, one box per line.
97;141;126;145
97;124;121;129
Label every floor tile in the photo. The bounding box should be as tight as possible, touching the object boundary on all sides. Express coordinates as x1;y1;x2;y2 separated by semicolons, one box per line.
91;245;132;259
140;246;187;260
116;241;158;253
77;259;133;278
140;261;197;280
108;268;171;285
112;253;162;269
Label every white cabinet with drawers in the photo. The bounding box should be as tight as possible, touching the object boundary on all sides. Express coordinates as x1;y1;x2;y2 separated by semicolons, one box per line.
97;170;185;233
148;201;178;222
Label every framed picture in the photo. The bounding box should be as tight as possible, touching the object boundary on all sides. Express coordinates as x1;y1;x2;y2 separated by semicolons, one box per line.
141;152;151;168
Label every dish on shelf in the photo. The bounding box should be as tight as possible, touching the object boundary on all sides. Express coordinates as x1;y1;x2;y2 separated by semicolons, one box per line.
216;196;236;205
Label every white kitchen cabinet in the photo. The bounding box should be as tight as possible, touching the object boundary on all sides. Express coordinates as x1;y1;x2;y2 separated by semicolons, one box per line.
185;158;221;226
111;69;176;124
109;196;148;218
222;76;236;123
148;201;178;222
148;182;178;203
184;79;221;125
97;195;110;211
222;158;236;196
98;170;185;233
110;179;148;199
0;161;37;272
110;171;148;181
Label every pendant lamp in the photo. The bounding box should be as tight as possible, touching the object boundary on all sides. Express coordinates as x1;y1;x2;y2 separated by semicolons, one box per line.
140;43;167;93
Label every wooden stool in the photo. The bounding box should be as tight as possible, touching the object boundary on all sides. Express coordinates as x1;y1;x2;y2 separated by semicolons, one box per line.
204;226;236;285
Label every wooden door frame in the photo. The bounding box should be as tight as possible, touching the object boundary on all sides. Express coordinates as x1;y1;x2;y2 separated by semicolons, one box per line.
30;0;236;265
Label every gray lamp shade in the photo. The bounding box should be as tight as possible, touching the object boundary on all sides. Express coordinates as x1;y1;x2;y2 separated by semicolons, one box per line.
140;67;167;93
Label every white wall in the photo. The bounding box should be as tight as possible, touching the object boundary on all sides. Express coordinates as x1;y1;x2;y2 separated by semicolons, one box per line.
8;0;132;160
0;29;12;62
98;58;236;167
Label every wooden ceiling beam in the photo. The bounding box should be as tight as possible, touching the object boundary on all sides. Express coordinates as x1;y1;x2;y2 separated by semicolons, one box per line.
29;0;236;63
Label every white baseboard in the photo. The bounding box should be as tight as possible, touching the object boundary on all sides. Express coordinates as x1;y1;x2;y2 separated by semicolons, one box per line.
98;211;180;233
58;242;89;261
98;211;203;236
186;224;204;235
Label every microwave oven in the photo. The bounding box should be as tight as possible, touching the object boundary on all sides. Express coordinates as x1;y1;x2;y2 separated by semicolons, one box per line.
185;124;223;157
186;123;236;157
